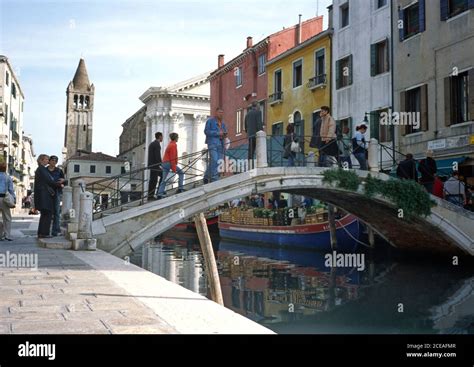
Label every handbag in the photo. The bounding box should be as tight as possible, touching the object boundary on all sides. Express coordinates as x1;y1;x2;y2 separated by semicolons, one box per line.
4;192;15;208
2;175;15;208
291;140;301;153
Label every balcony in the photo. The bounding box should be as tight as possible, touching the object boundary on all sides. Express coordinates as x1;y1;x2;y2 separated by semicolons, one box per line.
269;91;283;106
307;74;327;90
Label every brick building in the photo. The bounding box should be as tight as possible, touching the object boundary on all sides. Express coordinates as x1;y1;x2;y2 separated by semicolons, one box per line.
208;15;323;148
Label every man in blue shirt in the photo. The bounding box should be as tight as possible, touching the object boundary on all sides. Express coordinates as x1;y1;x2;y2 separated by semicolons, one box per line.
204;107;227;183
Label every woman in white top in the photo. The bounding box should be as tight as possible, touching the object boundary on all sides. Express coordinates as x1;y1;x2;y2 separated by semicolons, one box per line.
0;162;16;241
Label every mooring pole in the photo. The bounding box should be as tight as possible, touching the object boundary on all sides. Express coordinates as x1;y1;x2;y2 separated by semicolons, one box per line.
194;212;224;305
328;204;337;250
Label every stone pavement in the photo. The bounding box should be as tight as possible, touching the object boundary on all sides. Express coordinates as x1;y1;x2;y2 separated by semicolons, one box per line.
0;216;273;334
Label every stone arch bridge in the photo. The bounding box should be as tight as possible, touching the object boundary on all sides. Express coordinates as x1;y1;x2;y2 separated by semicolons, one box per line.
89;167;474;259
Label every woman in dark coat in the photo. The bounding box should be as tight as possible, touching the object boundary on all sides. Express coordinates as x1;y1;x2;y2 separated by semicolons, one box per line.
34;154;64;238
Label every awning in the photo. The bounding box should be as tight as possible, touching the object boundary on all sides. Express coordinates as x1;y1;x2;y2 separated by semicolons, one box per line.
435;157;467;176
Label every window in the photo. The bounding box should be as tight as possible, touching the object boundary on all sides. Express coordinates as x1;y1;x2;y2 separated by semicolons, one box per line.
259;101;265;125
4;104;8;124
270;70;283;103
377;0;387;9
74;95;78;109
336;55;352;89
401;85;428;135
315;49;325;80
274;70;282;93
85;96;90;109
448;71;470;125
236;110;242;135
371;39;389;76
272;122;283;136
235;66;242;87
399;1;425;41
441;0;470;20
74;164;80;173
369;109;392;143
121;166;126;174
5;71;9;86
340;2;349;28
105;165;112;174
90;165;96;174
293;59;303;88
11;83;16;99
258;54;266;75
79;95;84;109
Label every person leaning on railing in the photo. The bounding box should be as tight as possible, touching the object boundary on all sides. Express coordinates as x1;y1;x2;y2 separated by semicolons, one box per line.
443;171;466;207
352;124;368;170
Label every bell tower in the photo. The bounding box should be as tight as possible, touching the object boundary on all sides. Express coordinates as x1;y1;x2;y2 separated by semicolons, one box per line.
64;58;94;159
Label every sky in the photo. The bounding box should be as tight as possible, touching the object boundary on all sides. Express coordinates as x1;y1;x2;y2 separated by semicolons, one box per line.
0;0;331;161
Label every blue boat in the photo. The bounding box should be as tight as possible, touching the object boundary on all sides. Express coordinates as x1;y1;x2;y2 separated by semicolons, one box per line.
218;213;360;252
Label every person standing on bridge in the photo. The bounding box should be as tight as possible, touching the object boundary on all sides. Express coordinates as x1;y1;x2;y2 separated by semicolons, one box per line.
352;124;368;170
443;171;466;207
418;150;437;194
319;106;338;167
396;154;418;181
245;101;263;169
147;132;163;200
157;133;185;199
204;107;227;183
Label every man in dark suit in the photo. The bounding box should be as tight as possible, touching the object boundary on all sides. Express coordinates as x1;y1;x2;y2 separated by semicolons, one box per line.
397;153;418;181
148;132;163;200
34;154;63;238
245;101;263;169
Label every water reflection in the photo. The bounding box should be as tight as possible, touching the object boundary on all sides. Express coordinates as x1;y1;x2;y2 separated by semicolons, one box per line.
130;233;474;334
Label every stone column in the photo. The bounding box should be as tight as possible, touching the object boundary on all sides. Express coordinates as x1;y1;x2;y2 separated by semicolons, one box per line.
368;138;379;172
73;191;96;251
256;130;268;168
67;179;84;240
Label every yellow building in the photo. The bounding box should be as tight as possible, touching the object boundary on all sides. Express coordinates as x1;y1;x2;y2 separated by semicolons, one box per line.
266;29;332;158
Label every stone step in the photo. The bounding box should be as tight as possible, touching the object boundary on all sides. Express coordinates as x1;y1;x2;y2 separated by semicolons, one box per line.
37;237;73;250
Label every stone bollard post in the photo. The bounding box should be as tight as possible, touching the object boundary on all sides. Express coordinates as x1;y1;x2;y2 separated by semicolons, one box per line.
256;130;268;168
368;138;380;172
72;191;96;251
67;179;84;240
61;186;73;233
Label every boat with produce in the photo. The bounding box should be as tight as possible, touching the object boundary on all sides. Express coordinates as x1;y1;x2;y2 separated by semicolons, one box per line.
218;205;360;252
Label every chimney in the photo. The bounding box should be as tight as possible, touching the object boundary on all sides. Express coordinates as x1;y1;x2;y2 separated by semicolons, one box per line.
218;54;225;68
246;36;253;49
297;14;302;44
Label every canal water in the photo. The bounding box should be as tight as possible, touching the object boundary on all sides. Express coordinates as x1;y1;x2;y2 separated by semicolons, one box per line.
129;229;474;334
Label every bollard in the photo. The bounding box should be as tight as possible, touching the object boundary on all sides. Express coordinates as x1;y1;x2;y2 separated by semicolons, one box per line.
73;191;96;251
368;138;380;172
256;130;268;168
77;191;93;239
61;186;73;230
67;179;84;238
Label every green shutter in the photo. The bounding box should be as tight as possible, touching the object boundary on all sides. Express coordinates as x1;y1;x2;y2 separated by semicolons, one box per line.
370;111;379;141
370;44;376;77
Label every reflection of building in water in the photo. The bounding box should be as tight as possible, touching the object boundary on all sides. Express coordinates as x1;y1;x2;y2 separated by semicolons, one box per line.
430;277;474;334
218;250;364;323
141;243;207;294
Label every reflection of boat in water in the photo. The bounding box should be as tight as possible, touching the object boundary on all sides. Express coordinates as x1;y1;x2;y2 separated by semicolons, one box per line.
218;207;360;252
